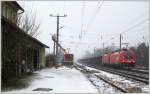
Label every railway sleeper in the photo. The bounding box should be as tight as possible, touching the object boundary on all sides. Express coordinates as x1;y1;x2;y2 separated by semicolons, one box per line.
95;75;142;93
76;64;143;93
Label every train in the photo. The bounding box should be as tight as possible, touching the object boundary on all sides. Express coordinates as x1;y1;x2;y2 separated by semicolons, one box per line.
63;53;74;65
102;48;136;67
78;48;136;67
47;51;74;67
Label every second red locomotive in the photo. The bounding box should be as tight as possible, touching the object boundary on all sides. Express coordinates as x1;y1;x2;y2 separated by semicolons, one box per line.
63;53;74;65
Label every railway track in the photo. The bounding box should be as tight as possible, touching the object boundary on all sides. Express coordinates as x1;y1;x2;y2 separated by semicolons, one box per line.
75;64;145;93
134;66;149;70
124;67;149;74
74;64;128;93
77;62;149;84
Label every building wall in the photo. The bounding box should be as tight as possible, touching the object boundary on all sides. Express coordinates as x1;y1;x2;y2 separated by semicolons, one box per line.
2;2;17;24
39;48;46;68
1;1;48;83
2;20;47;82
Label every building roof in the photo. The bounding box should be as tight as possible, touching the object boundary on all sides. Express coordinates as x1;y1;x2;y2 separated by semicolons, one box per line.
11;1;24;12
2;16;49;48
2;1;24;12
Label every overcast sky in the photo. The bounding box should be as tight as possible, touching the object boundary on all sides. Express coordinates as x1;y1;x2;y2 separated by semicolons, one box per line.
18;1;149;60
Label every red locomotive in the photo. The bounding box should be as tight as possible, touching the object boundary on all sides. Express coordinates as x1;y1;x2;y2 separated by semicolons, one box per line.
102;48;136;67
63;53;74;65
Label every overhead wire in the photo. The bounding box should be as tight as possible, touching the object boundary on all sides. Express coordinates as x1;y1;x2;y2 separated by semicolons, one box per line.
121;18;149;34
77;0;104;50
73;1;148;57
104;18;149;47
101;12;149;47
83;0;104;39
75;0;104;50
59;0;68;51
74;0;86;49
80;0;85;39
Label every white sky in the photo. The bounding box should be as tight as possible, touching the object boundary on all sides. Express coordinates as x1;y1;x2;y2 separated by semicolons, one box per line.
18;1;149;61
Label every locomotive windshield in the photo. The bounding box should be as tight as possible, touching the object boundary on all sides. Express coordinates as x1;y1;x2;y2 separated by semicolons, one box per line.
124;51;133;59
65;54;73;61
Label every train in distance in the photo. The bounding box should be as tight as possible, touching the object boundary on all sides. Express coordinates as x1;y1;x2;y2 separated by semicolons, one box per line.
63;53;74;65
79;47;136;67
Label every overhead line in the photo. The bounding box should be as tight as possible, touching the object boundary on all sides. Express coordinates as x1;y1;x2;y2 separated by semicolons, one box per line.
85;0;104;35
104;19;149;46
80;0;85;38
121;18;149;34
76;0;104;49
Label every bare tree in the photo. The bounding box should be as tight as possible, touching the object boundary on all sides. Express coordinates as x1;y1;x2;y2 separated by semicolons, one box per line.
17;10;41;37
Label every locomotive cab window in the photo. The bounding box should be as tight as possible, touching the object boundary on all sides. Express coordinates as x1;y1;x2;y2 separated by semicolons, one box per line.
124;51;133;59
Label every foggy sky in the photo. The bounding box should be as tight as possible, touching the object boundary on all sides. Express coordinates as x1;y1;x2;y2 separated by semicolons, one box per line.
18;1;149;61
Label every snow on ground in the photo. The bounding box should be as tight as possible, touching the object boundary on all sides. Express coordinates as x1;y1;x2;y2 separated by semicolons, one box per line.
2;67;98;94
77;63;149;93
87;74;123;94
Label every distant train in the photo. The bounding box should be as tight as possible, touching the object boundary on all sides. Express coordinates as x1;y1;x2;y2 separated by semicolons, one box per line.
102;48;136;67
78;48;136;67
63;53;74;65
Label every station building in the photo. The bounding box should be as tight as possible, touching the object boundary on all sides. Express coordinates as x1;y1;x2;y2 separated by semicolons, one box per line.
1;1;49;82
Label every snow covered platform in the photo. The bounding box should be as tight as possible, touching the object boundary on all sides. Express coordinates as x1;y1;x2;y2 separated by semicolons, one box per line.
3;67;98;94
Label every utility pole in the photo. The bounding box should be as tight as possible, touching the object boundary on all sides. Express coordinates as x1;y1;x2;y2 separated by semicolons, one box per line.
52;36;66;54
50;14;67;56
100;34;102;48
120;34;122;51
52;34;57;56
102;42;104;64
103;42;104;55
53;41;56;55
52;33;66;67
94;48;95;56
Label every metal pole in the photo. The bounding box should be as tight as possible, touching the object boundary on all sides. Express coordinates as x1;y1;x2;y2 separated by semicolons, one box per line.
56;15;59;56
120;34;122;51
53;41;56;55
50;14;67;56
50;14;67;67
102;42;104;64
103;42;104;55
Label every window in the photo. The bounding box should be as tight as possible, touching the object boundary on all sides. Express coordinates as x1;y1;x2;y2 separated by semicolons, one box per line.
8;8;12;20
5;6;7;18
124;51;133;59
7;6;11;20
11;9;14;22
6;6;9;19
2;5;4;16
